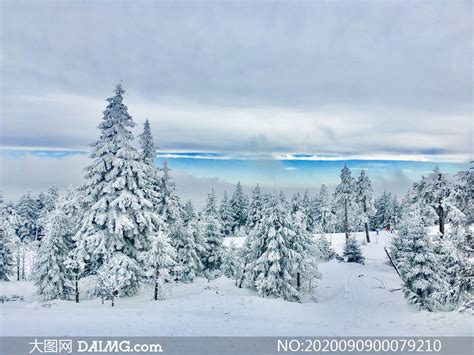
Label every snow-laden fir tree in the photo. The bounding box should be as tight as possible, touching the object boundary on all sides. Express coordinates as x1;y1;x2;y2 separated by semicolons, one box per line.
176;220;204;283
221;241;241;285
159;160;182;226
57;188;84;303
433;227;473;311
372;191;393;229
249;191;300;301
182;200;195;226
453;168;474;226
0;225;14;281
141;229;175;300
0;193;19;281
300;191;313;232
333;166;360;240
139;119;163;212
201;190;224;274
16;191;39;242
342;237;365;264
291;210;318;293
219;191;233;237
139;118;157;165
397;203;444;312
313;184;336;235
229;181;248;233
33;208;75;301
414;167;463;236
36;185;60;241
247;184;264;230
356;170;375;243
76;84;159;295
97;252;144;306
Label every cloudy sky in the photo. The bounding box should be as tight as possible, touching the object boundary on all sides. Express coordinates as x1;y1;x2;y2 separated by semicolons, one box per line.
0;1;472;204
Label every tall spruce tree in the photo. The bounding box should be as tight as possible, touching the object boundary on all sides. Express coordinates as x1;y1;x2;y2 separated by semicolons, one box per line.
139;119;163;214
177;220;204;282
159;160;182;226
291;210;318;293
201;190;224;274
247;184;264;230
333;166;359;240
16;191;39;242
0;193;18;281
76;84;158;295
34;208;75;301
313;184;336;234
229;182;248;233
141;229;175;300
249;192;300;301
219;191;233;237
356;170;375;243
397;203;443;311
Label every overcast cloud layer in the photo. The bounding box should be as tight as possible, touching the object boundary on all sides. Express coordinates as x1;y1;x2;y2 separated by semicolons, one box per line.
1;1;472;160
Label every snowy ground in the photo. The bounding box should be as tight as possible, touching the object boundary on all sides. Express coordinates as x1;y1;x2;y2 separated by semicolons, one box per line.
0;231;471;336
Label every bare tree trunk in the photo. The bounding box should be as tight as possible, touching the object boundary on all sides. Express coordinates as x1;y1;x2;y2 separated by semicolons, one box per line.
21;251;26;280
75;276;79;303
154;269;159;301
384;247;402;280
296;272;301;291
16;253;20;281
363;196;370;243
238;261;247;288
111;296;114;307
344;200;349;241
438;203;445;237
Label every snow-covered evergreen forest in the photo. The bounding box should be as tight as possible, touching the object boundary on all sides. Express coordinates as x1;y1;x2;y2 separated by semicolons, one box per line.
0;85;472;335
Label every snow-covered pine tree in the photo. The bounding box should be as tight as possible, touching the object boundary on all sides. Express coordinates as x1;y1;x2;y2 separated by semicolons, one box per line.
182;200;195;226
177;220;204;283
221;241;241;284
36;185;60;241
334;166;359;240
33;208;75;301
76;84;158;295
139;119;163;213
356;170;375;243
414;167;463;236
97;252;144;306
247;184;264;230
0;225;14;281
342;237;365;264
291;210;318;293
64;250;83;303
229;181;248;233
201;190;224;274
397;203;444;312
139;118;157;165
454;168;474;226
313;184;336;235
250;191;300;301
0;193;19;281
141;229;175;300
159;160;183;226
433;226;473;311
219;191;233;237
300;191;313;232
372;191;392;229
16;191;39;242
